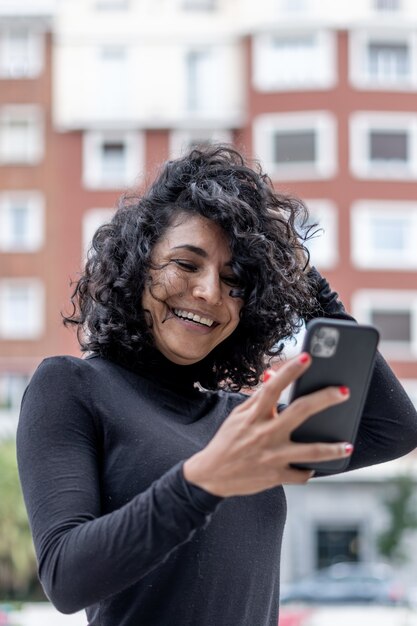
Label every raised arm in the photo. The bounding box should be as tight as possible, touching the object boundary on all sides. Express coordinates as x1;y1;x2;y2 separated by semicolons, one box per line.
307;267;417;471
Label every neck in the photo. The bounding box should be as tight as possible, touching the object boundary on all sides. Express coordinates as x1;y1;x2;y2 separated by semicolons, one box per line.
123;346;215;394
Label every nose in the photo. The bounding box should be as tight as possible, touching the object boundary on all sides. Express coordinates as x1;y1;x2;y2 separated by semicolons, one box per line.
191;270;223;306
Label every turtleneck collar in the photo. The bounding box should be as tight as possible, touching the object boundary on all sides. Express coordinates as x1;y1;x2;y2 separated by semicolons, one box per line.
112;347;216;396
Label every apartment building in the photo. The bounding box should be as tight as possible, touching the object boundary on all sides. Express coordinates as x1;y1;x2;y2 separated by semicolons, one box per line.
1;0;417;581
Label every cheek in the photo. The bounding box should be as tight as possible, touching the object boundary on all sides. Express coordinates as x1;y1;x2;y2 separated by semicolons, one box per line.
229;299;243;327
147;266;189;301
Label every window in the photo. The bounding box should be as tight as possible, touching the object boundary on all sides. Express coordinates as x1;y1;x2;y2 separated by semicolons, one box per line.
185;48;217;114
253;30;336;91
372;310;411;342
273;130;315;164
349;31;416;90
182;0;216;9
0;279;44;340
169;129;232;157
95;46;129;119
102;142;126;179
0;28;44;78
302;200;338;269
351;201;417;269
82;208;115;259
369;129;408;161
373;0;401;11
368;42;409;83
95;0;129;8
350;113;417;179
316;526;360;569
0;373;29;413
352;290;417;359
254;112;337;180
83;131;144;189
0;106;43;165
0;191;44;252
280;0;310;12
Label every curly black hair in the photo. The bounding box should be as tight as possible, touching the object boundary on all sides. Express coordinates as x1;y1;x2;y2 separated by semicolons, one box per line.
64;144;320;391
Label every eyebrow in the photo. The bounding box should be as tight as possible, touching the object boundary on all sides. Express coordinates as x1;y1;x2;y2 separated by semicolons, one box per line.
172;244;208;257
171;244;233;267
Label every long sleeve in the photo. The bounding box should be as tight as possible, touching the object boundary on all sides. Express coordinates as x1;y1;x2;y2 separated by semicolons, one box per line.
16;357;222;614
307;267;417;472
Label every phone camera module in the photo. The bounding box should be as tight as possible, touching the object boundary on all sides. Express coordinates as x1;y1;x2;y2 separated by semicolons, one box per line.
310;327;340;358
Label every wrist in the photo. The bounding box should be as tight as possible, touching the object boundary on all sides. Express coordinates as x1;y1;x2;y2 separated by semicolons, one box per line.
183;453;225;497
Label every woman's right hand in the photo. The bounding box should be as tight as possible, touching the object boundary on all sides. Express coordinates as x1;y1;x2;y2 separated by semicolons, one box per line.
183;353;352;497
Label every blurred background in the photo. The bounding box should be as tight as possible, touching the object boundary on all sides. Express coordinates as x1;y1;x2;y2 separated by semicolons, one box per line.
1;0;417;624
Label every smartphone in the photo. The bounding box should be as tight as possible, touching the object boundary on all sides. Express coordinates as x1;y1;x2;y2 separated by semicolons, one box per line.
289;318;379;472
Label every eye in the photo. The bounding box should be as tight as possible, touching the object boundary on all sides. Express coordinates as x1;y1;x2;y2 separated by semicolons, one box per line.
172;259;197;272
221;274;241;288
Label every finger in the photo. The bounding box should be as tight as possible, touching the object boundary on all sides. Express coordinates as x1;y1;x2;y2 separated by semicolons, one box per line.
277;385;350;435
251;353;311;422
279;467;315;485
283;441;354;464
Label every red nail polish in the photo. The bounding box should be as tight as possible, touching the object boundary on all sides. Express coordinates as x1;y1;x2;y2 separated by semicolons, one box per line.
262;370;273;383
344;443;354;455
339;386;350;396
299;353;310;364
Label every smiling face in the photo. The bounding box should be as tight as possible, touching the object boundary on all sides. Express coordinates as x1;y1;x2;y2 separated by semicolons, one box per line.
141;213;244;365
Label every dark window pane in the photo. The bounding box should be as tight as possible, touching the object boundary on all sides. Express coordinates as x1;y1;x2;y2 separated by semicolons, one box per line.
371;310;411;342
374;0;401;10
317;527;359;569
273;130;316;164
369;131;408;161
102;142;126;176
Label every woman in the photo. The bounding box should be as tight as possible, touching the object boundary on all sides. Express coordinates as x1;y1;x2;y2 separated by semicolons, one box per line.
17;146;417;626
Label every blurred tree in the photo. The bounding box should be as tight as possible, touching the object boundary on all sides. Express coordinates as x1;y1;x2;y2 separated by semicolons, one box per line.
377;474;417;563
0;439;40;600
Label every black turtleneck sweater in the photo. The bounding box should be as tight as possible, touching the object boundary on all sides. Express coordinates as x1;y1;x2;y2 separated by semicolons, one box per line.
17;270;417;626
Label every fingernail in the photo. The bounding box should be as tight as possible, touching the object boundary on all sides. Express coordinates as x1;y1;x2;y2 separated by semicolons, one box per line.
299;353;310;364
262;369;273;383
339;386;350;396
344;443;354;455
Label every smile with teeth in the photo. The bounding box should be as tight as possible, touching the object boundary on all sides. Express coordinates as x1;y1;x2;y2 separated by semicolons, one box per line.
172;308;215;328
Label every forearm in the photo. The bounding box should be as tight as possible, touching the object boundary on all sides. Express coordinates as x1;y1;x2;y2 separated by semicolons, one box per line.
26;462;221;613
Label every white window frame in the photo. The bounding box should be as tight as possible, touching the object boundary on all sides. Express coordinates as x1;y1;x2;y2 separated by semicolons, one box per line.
0;278;44;340
169;129;232;158
303;200;338;270
350;112;417;180
0;27;44;79
253;29;336;92
0;191;44;253
349;29;417;90
82;208;115;261
253;111;337;181
352;289;417;360
351;201;417;270
82;131;144;189
0;105;44;165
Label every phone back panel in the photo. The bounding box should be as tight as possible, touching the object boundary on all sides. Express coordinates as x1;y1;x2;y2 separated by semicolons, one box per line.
290;319;379;472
